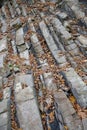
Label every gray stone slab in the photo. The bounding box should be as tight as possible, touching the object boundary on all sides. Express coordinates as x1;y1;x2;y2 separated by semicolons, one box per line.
71;5;85;19
54;90;83;130
8;2;15;18
54;90;82;130
11;40;17;54
15;74;34;87
0;16;7;33
16;28;24;45
69;47;79;56
16;99;43;130
77;35;87;47
31;34;44;55
0;37;7;52
0;55;4;68
15;87;35;103
0;76;2;89
64;116;76;129
84;17;87;27
14;82;22;94
0;111;11;130
66;43;77;51
52;17;72;40
57;55;67;64
39;21;67;66
82;118;87;130
74;115;83;130
14;74;43;130
10;18;21;27
16;7;21;15
12;0;18;8
14;74;35;103
0;125;8;130
1;23;7;33
3;87;11;99
78;35;87;47
19;50;30;65
28;18;36;32
64;67;87;108
62;0;85;19
56;11;68;20
54;90;75;115
0;112;8;126
46;21;65;52
0;99;10;114
40;0;45;2
1;6;7;19
43;72;57;91
17;44;26;52
0;53;6;68
21;6;27;16
29;18;44;55
66;54;77;68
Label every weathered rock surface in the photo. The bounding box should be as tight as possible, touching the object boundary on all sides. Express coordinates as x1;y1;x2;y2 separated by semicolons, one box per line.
82;118;87;130
39;21;67;66
14;74;43;130
63;68;87;108
0;0;87;130
0;37;7;52
54;90;83;130
16;28;24;45
77;35;87;56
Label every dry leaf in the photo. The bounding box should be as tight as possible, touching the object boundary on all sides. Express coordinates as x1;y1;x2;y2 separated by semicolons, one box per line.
78;111;87;119
69;95;76;104
49;111;54;121
64;126;68;130
17;129;23;130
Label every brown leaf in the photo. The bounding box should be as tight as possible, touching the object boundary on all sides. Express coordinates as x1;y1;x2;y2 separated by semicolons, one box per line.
64;126;68;130
69;96;76;104
78;111;87;119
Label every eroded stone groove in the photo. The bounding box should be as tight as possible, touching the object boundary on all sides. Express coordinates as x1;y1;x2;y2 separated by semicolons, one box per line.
0;0;87;130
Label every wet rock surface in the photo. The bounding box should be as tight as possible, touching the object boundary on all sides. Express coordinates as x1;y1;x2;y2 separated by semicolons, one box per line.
0;0;87;130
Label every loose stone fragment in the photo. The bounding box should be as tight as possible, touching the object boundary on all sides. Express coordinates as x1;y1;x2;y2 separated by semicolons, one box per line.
77;35;87;56
1;6;7;18
16;7;21;15
8;2;15;18
56;11;68;20
16;28;24;45
3;87;11;99
21;6;27;16
0;54;6;68
78;35;87;47
20;50;30;65
0;37;7;52
10;18;21;27
17;44;26;52
63;67;87;108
